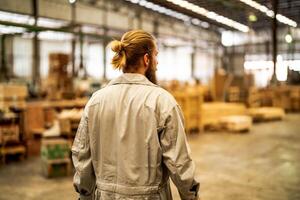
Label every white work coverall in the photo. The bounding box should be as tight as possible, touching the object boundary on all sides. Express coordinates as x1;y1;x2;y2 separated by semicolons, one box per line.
72;73;199;200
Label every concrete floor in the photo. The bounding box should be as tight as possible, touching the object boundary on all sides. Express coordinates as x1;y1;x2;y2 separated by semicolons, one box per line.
0;114;300;200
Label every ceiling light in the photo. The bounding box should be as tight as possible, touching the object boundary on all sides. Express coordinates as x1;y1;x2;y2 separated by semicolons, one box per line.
69;0;76;4
238;0;297;27
0;25;26;34
285;34;293;43
165;0;249;32
37;17;68;28
0;11;35;25
248;14;257;22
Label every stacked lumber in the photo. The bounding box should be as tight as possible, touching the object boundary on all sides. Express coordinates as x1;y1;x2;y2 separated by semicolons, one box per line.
248;107;285;121
201;103;247;130
219;115;252;132
41;138;71;178
0;84;27;109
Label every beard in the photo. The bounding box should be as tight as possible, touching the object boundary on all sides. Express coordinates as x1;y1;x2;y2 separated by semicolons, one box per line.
145;60;157;85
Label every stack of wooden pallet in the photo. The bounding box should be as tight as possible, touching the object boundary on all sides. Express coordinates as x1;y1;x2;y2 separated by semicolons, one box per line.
170;87;203;133
248;107;285;122
201;102;248;131
0;112;25;164
219;115;252;132
0;84;27;110
41;138;71;178
247;87;261;108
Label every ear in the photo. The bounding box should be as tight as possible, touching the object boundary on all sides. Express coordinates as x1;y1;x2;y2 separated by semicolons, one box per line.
143;53;150;67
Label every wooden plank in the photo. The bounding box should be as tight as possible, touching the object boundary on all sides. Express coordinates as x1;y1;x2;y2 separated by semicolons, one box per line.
248;107;285;121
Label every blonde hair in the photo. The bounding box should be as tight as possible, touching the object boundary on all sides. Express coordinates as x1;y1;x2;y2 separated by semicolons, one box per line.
110;30;156;72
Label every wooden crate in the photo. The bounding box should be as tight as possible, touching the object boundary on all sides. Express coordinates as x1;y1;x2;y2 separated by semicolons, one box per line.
41;158;72;178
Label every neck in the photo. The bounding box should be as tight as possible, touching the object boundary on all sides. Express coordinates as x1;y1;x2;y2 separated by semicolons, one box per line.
123;66;146;75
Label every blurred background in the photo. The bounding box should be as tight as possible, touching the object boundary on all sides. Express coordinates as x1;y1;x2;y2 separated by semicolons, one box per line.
0;0;299;199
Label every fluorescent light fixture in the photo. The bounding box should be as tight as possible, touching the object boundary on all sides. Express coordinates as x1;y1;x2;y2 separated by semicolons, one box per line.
165;0;249;32
37;17;68;28
126;0;210;28
38;31;73;41
238;0;297;27
0;25;26;34
0;11;35;25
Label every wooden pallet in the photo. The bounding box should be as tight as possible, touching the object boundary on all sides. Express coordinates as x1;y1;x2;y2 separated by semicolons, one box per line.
219;115;252;132
248;107;285;122
41;158;72;178
201;102;247;131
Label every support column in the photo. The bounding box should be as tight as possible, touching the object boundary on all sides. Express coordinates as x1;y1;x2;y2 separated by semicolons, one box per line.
0;35;7;82
71;1;77;77
191;45;196;78
32;0;40;85
102;37;108;80
271;0;278;83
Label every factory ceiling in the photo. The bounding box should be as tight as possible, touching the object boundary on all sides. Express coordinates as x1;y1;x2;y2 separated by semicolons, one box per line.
121;0;300;32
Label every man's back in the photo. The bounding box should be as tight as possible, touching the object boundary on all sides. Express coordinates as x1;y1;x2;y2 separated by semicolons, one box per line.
72;30;199;200
88;74;174;192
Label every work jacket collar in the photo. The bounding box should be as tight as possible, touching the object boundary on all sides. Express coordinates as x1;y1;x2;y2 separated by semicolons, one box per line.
107;73;158;87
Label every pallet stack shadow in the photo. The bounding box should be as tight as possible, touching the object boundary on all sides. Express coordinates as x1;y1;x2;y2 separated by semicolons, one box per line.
0;84;28;163
41;138;71;178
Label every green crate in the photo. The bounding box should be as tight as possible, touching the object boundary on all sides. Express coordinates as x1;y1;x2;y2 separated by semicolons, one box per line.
41;139;70;160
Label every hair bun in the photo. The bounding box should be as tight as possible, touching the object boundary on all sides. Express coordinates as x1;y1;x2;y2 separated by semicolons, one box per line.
110;40;123;53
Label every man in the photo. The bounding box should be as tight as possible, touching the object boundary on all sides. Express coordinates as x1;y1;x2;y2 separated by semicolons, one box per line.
72;30;199;200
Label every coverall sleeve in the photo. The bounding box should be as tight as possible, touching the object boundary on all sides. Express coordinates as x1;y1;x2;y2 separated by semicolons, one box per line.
160;105;200;200
71;108;96;200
